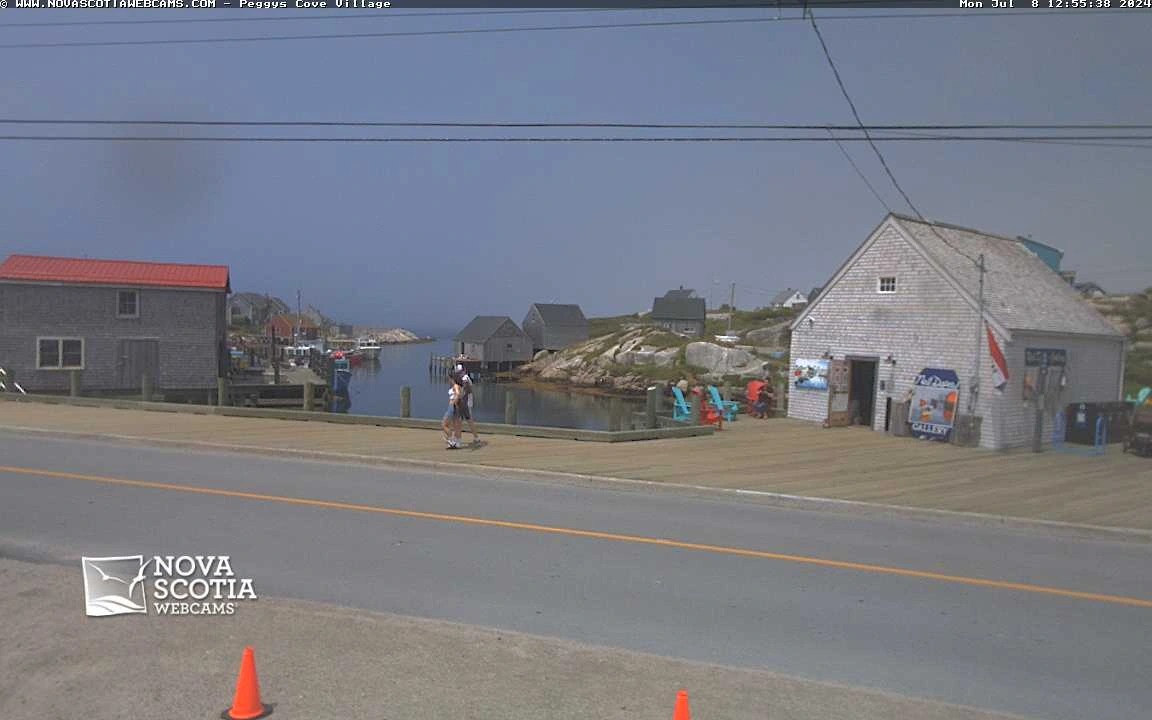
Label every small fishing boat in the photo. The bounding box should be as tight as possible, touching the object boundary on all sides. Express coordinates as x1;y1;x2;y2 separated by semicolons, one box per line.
356;338;382;361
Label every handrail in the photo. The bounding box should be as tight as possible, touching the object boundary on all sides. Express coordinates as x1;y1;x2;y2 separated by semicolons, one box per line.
0;367;27;394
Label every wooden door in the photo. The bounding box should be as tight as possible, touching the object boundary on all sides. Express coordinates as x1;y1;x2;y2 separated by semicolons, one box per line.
117;339;160;389
826;359;852;427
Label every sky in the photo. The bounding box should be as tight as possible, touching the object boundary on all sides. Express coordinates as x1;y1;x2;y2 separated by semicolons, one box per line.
2;7;1151;337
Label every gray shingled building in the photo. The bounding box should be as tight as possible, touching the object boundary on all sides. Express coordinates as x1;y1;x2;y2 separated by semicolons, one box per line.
651;287;706;336
0;254;230;393
522;303;588;352
788;214;1126;449
452;316;534;366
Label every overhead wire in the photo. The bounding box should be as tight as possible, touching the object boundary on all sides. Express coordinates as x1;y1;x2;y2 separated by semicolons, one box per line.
0;10;1125;50
1;119;1150;130
806;6;982;265
3;134;1152;142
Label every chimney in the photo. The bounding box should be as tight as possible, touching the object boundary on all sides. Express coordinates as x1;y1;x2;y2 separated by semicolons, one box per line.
1059;271;1076;285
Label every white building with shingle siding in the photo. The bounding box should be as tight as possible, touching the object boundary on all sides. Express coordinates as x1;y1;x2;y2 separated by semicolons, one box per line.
788;214;1126;450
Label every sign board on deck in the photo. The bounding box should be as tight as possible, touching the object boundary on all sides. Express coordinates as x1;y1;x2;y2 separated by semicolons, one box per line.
1025;348;1067;367
908;368;960;442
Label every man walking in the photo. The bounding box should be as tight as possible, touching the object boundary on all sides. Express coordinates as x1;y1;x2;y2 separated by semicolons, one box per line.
454;364;480;445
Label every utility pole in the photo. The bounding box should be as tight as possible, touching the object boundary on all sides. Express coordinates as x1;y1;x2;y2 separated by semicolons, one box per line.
296;288;302;347
727;282;736;335
968;254;986;440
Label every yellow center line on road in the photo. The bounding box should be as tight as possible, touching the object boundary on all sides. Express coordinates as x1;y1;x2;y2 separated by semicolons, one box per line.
3;463;1151;609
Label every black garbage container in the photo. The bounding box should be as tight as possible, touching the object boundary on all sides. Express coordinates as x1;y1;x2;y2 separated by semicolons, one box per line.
1064;403;1100;445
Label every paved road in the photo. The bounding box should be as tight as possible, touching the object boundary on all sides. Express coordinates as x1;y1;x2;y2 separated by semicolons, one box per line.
2;432;1150;720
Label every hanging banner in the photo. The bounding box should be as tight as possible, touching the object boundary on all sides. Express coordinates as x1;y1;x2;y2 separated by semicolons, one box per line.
908;368;961;441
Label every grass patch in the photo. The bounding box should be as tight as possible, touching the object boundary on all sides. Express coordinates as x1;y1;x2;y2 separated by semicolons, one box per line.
587;314;642;338
704;306;798;337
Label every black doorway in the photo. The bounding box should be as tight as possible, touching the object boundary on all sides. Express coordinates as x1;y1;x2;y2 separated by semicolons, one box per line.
848;359;878;428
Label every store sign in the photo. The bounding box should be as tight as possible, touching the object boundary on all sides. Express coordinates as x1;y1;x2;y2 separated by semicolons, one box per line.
908;368;960;442
1025;348;1067;367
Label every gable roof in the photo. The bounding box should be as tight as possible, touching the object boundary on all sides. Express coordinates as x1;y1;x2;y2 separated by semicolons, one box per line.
454;315;521;342
792;214;1122;339
664;287;696;300
0;254;230;291
651;292;705;322
530;303;587;326
771;288;801;305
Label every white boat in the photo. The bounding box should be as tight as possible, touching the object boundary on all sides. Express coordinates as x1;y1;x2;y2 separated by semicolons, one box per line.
715;334;740;344
356;338;382;361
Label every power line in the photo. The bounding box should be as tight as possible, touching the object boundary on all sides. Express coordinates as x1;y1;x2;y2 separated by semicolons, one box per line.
807;7;985;269
3;119;1151;130
0;8;1115;29
4;134;1152;142
0;11;1124;50
828;128;892;213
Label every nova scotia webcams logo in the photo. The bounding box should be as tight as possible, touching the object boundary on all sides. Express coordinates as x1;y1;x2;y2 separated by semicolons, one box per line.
82;556;150;616
82;555;257;617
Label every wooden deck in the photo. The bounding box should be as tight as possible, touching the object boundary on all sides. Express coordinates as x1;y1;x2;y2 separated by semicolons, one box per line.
2;402;1151;531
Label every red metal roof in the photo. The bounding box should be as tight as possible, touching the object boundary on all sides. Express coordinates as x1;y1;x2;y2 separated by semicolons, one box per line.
0;254;230;291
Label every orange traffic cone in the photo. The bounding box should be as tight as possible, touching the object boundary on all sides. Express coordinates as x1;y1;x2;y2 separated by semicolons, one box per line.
672;688;690;720
222;646;271;720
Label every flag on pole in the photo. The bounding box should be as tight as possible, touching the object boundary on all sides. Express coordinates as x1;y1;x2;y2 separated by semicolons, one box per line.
987;325;1009;393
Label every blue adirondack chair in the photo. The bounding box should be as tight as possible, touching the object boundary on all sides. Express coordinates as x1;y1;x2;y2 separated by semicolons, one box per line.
671;387;693;422
707;385;740;422
1126;386;1151;406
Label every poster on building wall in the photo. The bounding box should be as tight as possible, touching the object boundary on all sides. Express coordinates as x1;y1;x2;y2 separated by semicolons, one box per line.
908;368;960;441
792;358;829;391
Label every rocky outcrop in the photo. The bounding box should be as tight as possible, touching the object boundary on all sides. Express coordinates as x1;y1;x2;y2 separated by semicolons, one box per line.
517;323;786;393
370;328;431;343
742;320;791;348
684;343;770;380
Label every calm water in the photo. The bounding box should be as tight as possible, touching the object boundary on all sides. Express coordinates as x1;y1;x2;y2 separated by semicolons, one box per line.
341;339;643;430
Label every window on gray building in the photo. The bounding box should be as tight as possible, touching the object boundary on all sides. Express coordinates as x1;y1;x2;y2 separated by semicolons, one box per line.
117;290;140;318
37;338;84;369
878;277;897;294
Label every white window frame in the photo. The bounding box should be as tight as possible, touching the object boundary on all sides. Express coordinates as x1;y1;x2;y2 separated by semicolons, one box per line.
36;337;85;370
878;276;897;294
117;289;140;318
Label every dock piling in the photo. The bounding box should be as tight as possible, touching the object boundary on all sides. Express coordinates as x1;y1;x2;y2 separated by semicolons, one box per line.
217;377;229;407
141;372;153;402
645;387;659;429
303;380;315;411
69;370;81;398
505;392;518;425
609;397;623;432
400;386;411;418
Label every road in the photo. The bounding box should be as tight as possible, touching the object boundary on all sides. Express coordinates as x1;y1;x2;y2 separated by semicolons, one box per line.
1;432;1150;720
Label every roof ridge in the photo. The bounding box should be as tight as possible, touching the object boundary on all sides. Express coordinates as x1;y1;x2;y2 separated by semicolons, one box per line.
5;253;228;269
889;213;1024;245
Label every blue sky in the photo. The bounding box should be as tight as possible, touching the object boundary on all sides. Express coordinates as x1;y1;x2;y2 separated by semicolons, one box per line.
2;8;1150;336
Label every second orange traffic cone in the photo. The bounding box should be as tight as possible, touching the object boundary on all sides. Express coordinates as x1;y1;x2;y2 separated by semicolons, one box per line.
222;646;271;720
672;688;690;720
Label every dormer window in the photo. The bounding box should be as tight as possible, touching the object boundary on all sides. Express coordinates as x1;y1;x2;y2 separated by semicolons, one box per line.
117;290;140;318
878;277;897;294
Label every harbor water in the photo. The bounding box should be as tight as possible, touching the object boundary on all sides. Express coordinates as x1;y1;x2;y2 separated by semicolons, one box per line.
340;339;644;430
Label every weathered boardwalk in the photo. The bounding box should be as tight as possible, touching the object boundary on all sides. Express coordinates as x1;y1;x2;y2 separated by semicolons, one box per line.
2;402;1151;531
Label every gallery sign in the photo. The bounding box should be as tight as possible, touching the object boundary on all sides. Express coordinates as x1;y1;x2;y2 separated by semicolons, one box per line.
908;368;960;442
1025;348;1067;367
